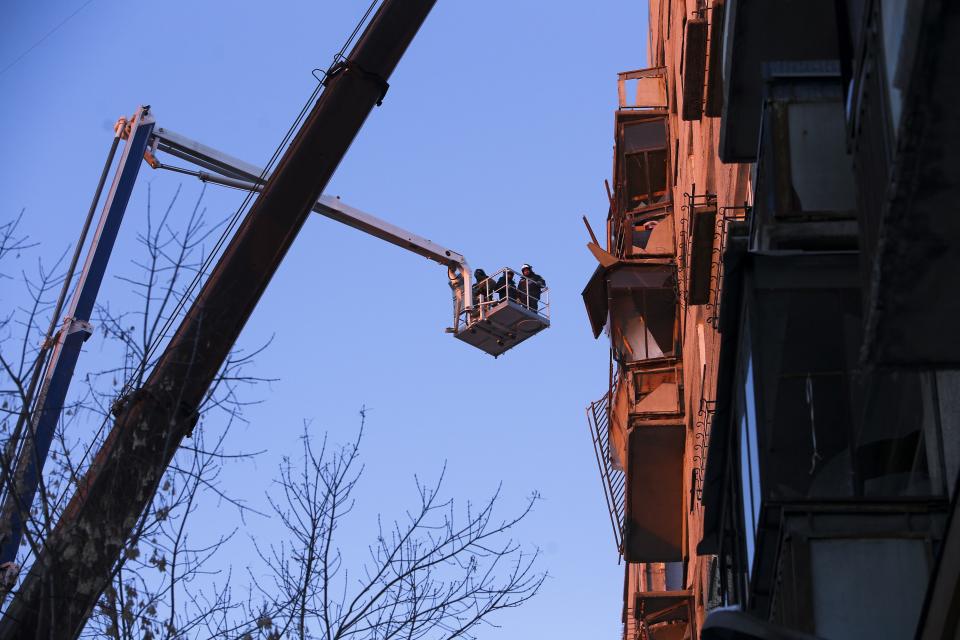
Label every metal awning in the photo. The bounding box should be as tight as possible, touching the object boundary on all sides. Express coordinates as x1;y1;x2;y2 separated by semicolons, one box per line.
582;265;609;339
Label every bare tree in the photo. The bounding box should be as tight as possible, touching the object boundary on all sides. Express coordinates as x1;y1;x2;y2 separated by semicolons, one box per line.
0;186;544;638
0;189;268;638
241;411;545;640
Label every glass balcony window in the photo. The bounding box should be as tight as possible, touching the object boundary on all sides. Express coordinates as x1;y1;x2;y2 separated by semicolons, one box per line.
755;68;856;222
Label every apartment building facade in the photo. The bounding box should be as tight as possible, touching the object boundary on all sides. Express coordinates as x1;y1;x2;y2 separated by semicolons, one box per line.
584;2;960;639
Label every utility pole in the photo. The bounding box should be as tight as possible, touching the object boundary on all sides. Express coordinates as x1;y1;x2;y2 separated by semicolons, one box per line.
0;0;436;636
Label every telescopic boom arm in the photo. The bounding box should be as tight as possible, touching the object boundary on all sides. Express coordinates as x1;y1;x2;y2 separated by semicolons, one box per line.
151;127;472;291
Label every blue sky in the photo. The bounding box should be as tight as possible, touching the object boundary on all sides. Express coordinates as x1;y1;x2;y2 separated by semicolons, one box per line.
0;1;649;636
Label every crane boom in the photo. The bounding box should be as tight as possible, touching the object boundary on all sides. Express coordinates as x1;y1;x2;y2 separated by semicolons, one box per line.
152;127;468;270
0;1;437;635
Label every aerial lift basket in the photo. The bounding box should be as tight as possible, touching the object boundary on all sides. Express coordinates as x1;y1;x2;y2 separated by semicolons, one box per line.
453;267;550;357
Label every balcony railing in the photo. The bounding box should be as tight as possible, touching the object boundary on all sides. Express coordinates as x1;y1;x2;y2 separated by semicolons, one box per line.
706;204;749;329
587;387;625;556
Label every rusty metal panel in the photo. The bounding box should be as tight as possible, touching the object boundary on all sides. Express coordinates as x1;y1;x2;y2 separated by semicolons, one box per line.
624;423;685;562
687;205;717;305
681;18;708;121
582;265;609;339
705;1;726;117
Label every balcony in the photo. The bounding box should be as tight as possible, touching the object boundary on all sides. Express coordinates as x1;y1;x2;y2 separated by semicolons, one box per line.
718;0;842;162
618;67;668;111
627;589;694;640
759;506;944;639
613;112;671;232
582;262;679;361
684;193;718;306
624;358;684;424
700;249;952;618
612;207;675;260
751;63;858;251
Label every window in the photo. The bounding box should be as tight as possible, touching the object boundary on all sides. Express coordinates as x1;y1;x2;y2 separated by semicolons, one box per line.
880;0;907;135
855;370;946;498
810;537;928;640
751;286;859;500
737;356;761;576
619;119;670;213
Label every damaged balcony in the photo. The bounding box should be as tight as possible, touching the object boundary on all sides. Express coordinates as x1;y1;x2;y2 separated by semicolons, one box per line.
605;95;673;263
614;112;671;229
628;589;694;640
624;560;690;640
583;262;679;362
583;261;685;563
613;207;675;260
617;67;669;111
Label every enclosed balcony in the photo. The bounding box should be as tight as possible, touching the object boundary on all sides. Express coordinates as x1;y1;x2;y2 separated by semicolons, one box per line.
700;249;952;621
759;506;946;640
751;63;858;251
628;590;694;640
717;0;842;162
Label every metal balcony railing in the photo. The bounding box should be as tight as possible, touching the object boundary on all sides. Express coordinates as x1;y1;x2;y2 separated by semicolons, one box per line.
587;387;625;556
706;204;749;329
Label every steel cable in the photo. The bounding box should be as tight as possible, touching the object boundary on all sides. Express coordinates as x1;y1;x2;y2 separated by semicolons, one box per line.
124;0;382;396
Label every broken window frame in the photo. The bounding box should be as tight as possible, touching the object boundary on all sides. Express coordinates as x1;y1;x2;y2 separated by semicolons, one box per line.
618;117;671;215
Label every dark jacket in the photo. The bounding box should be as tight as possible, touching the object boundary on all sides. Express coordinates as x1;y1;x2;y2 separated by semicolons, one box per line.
496;270;518;302
518;271;546;308
473;270;494;303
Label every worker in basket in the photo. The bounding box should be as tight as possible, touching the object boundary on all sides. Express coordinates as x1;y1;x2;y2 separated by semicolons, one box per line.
496;268;520;303
473;269;494;309
518;263;546;311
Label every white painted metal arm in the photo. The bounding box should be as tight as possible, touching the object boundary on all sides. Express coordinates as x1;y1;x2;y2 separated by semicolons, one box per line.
149;128;472;289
